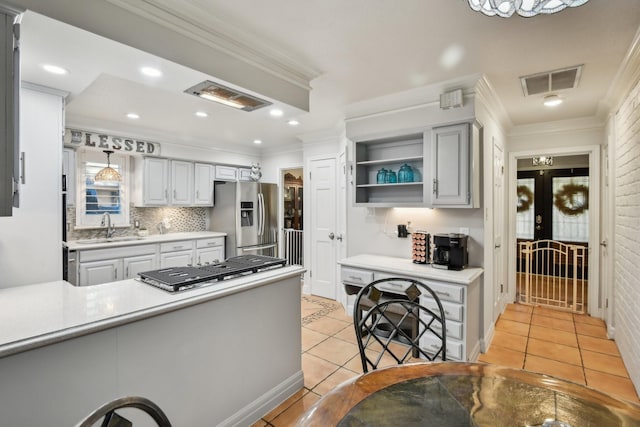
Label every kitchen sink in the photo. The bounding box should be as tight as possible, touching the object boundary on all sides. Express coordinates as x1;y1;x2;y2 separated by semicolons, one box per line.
74;236;144;244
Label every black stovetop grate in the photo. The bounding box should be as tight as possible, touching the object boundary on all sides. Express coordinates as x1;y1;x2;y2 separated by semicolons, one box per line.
138;255;287;292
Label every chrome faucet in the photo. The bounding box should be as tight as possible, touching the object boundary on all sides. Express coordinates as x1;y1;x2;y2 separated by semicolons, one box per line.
101;212;116;239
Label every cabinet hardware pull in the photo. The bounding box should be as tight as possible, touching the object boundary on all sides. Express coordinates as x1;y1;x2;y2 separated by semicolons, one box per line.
436;291;451;297
348;276;362;281
115;268;118;279
126;267;129;277
433;179;438;194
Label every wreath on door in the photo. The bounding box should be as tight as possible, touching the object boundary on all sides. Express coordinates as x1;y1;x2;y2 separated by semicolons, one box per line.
517;185;533;213
554;183;589;216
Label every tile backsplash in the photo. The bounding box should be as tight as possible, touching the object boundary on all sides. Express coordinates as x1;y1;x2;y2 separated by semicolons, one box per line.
66;205;209;240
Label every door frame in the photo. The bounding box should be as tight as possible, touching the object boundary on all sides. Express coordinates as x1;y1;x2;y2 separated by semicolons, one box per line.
278;165;304;260
507;145;601;317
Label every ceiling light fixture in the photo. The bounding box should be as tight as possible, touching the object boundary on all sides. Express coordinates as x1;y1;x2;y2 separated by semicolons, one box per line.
532;156;553;167
95;150;122;182
467;0;590;18
42;64;68;75
253;139;262;145
185;80;272;112
270;109;284;117
140;67;162;77
126;113;140;119
195;111;208;118
543;94;563;107
287;119;300;126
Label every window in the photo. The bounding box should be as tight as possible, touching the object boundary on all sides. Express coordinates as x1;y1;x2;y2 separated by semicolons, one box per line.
75;150;129;228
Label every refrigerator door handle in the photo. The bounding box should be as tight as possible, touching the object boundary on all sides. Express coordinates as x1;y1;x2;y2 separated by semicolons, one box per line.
258;193;265;236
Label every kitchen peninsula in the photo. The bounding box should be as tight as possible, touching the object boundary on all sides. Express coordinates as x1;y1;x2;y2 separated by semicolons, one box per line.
0;264;305;426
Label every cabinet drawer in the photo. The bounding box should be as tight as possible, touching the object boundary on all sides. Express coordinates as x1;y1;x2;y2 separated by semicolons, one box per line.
422;297;463;322
430;319;463;341
79;244;156;262
341;267;374;286
423;280;464;304
196;237;224;248
160;240;194;253
372;272;414;293
421;334;463;361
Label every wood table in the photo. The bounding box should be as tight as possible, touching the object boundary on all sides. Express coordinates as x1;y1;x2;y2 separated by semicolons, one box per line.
296;362;640;426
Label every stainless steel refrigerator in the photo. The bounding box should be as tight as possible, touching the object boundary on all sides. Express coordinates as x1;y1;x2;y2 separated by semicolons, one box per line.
210;181;278;258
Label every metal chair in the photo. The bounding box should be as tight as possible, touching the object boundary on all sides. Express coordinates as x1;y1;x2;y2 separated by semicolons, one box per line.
352;277;447;373
75;396;172;427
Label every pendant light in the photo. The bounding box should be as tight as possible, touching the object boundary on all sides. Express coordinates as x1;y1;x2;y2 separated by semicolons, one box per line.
94;150;122;182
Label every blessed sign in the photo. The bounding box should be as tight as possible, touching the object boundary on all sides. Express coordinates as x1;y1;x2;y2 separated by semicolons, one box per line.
63;129;161;156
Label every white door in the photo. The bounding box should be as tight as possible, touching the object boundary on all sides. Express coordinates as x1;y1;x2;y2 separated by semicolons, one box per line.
194;163;214;206
337;150;348;308
79;259;122;285
493;141;505;318
144;158;169;205
171;160;194;205
196;247;224;265
123;254;157;279
309;156;337;299
160;251;194;268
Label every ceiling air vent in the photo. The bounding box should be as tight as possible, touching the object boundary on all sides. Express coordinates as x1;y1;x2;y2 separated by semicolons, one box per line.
520;65;583;96
185;80;272;112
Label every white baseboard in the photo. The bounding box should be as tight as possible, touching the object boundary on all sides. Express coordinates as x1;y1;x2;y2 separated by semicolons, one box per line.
218;370;304;427
480;323;496;354
468;340;481;362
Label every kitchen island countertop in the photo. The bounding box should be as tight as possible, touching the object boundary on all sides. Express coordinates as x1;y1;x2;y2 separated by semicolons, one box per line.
339;254;483;285
0;265;304;358
64;230;227;250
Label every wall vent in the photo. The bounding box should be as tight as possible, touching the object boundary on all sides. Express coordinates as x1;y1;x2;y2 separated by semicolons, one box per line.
185;80;272;112
520;65;583;96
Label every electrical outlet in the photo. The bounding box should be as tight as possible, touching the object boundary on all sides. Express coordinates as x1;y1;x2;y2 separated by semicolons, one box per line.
459;227;469;235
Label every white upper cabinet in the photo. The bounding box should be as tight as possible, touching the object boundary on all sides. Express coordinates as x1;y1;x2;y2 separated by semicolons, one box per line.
238;168;253;181
215;165;238;181
170;160;194;205
139;157;170;205
430;123;470;207
194;163;214;206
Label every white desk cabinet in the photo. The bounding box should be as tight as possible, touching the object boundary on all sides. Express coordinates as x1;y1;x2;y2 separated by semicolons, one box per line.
339;257;482;362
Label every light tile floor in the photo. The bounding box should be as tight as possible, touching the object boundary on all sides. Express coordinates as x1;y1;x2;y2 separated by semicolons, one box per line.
251;296;640;426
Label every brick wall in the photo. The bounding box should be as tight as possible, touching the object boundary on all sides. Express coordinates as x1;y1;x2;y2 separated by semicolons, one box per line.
614;78;640;389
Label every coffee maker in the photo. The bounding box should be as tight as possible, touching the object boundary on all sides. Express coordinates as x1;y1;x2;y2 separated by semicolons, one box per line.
433;233;468;270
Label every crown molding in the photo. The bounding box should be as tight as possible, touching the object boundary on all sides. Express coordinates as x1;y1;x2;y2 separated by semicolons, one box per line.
473;75;513;131
605;25;640;114
260;142;304;157
105;0;321;90
508;116;605;138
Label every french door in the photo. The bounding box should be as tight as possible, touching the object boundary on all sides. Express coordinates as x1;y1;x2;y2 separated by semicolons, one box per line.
516;167;590;312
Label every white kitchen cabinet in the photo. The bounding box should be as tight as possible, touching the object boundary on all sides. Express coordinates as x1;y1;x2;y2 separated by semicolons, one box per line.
430;123;470;206
138;157;170;205
160;240;194;268
123;254;157;279
194;163;214;206
170;160;194;205
238;168;253;181
195;236;225;265
79;259;122;285
353;133;425;207
76;244;158;286
62;148;76;206
340;264;480;362
215;165;238;181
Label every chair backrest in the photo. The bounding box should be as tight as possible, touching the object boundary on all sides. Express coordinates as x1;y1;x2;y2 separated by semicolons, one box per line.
352;277;447;373
75;396;172;427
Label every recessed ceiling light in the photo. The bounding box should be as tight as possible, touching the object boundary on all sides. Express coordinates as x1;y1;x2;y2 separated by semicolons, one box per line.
195;111;208;118
42;64;68;75
270;109;284;117
126;113;140;119
543;94;563;107
253;139;263;144
140;67;162;77
287;119;300;126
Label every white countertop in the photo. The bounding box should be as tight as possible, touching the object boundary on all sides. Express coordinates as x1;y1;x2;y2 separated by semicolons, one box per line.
65;231;227;250
0;265;304;358
339;254;483;285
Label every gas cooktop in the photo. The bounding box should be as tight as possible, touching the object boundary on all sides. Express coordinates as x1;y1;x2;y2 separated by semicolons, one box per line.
138;255;287;293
